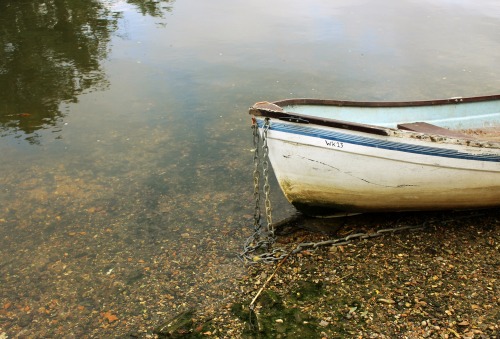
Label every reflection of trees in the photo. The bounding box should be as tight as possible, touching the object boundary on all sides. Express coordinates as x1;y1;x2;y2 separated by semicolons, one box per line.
0;0;116;142
127;0;174;17
0;0;174;144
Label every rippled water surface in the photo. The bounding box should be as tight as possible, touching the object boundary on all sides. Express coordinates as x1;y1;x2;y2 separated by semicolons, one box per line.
1;0;500;336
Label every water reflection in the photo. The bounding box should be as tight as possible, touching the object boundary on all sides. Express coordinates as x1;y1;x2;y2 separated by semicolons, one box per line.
126;0;174;17
0;0;173;144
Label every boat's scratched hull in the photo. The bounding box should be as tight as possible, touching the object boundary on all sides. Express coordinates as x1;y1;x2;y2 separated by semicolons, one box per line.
257;119;500;215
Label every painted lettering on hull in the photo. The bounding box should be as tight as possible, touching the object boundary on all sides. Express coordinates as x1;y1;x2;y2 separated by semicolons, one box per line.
325;140;344;148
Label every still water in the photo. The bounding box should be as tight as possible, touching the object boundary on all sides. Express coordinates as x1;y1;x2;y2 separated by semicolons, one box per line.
1;0;500;336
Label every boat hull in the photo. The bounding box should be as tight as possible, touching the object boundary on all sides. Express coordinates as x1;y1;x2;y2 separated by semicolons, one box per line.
258;119;500;215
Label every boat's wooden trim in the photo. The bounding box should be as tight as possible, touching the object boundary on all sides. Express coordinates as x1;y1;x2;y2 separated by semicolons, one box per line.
250;104;391;136
252;101;284;112
272;94;500;108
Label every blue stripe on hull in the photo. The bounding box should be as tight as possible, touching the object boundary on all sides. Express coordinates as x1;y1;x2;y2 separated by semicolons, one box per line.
258;120;500;163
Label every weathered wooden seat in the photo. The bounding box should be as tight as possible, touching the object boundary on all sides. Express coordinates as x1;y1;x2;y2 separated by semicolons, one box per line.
397;122;471;139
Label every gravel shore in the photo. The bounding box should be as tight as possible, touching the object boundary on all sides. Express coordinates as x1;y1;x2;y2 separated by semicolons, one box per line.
162;209;499;338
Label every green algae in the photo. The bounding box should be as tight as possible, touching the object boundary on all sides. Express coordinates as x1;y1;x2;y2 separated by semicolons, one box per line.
231;282;326;338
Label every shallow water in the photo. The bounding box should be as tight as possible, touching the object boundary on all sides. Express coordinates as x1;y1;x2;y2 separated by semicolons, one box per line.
1;0;500;336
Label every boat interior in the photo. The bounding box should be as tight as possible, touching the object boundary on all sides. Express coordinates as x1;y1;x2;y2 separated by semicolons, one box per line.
251;98;500;142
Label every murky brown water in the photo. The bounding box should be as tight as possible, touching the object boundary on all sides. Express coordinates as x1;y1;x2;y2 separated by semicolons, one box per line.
1;0;500;336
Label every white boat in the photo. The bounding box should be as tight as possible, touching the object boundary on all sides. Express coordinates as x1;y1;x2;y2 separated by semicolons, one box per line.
249;95;500;216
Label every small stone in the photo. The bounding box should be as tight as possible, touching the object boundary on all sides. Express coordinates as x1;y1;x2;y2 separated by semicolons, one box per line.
458;320;469;326
378;298;395;304
275;319;283;323
319;320;329;327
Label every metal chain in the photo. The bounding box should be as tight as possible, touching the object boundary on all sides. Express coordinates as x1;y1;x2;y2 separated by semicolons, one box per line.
239;118;425;265
242;223;425;264
288;224;425;256
251;120;261;231
240;118;282;264
261;119;273;232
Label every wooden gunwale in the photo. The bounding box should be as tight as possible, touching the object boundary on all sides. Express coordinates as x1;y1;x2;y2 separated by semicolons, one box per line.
249;104;390;136
272;94;500;108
